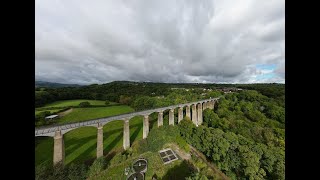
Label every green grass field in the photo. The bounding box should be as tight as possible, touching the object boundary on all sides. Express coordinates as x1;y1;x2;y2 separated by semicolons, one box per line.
57;106;134;124
35;115;160;167
43;99;116;108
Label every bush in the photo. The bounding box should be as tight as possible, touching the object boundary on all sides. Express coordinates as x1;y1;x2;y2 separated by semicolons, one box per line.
185;172;209;180
35;162;53;180
35;111;52;126
87;157;107;178
79;101;91;107
175;135;190;152
48;163;68;180
105;100;110;106
110;153;127;166
147;126;180;152
67;163;87;180
135;139;148;154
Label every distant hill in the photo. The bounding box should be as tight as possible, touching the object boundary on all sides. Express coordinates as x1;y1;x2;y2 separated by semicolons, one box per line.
35;81;82;88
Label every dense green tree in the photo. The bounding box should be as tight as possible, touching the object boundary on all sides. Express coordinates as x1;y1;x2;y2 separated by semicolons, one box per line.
185;172;209;180
119;95;132;105
79;101;90;107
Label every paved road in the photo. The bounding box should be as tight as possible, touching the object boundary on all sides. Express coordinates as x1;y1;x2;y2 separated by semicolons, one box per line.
35;97;219;137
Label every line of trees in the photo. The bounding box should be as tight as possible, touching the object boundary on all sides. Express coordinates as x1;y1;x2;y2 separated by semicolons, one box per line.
35;81;225;108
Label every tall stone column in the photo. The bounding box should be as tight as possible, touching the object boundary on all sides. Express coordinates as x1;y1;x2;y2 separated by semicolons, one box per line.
197;103;203;125
192;104;198;126
178;107;183;123
53;130;64;166
143;115;149;139
123;119;130;150
212;100;215;110
203;102;206;110
97;123;103;158
169;109;174;125
186;105;191;119
158;111;163;127
209;101;214;109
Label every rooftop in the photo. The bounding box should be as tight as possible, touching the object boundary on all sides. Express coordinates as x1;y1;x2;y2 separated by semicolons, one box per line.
45;115;59;119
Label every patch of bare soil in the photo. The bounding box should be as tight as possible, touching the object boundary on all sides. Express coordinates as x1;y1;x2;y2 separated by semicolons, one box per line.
58;108;73;117
169;143;191;160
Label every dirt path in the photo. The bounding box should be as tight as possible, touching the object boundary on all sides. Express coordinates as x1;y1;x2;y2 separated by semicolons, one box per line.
58;108;73;117
169;143;191;160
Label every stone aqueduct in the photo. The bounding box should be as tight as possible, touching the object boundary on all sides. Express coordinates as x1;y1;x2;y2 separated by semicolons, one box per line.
35;98;219;165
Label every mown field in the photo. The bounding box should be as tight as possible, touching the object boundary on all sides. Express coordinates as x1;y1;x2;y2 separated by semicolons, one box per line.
35;99;119;117
56;106;134;124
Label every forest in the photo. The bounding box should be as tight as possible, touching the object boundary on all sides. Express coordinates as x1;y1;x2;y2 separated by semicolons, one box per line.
178;89;285;180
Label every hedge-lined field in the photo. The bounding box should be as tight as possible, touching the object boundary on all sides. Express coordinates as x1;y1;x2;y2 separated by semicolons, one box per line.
43;99;116;108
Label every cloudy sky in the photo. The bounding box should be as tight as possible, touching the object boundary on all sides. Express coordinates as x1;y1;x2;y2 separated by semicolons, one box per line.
35;0;285;85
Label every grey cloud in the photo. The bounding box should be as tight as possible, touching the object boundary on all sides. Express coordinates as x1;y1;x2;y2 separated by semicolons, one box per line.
36;0;285;84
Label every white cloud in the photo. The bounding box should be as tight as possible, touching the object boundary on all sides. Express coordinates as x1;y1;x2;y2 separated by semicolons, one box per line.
35;0;285;84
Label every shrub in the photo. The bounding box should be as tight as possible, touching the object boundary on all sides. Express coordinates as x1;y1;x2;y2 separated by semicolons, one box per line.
109;152;128;166
48;163;68;180
35;162;53;180
185;172;209;180
79;101;91;107
175;135;190;152
147;126;180;152
105;100;110;106
135;139;148;154
87;157;107;178
67;163;87;180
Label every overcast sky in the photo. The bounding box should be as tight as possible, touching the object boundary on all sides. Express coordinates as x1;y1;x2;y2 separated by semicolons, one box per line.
35;0;285;85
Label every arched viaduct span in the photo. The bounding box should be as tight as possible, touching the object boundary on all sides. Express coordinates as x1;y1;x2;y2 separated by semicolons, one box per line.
35;98;219;166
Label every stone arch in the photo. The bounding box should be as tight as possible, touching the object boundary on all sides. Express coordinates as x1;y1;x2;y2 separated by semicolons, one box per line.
63;126;97;165
101;119;126;155
147;111;159;131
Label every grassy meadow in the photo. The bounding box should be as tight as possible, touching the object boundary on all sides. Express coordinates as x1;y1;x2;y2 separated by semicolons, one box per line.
56;106;134;124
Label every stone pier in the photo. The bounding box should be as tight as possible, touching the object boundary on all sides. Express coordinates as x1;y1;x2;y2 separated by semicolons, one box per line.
53;130;65;166
143;115;149;139
97;123;103;158
158;111;163;127
212;100;215;109
203;102;207;110
192;104;198;126
169;109;174;125
178;107;183;123
123;119;130;150
197;103;203;125
209;101;213;109
186;105;191;119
